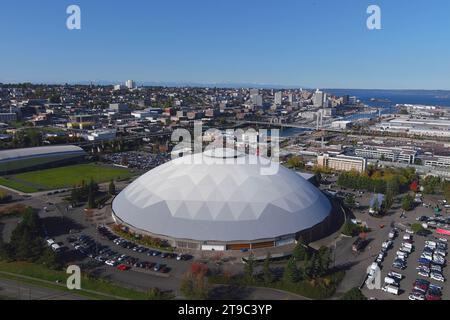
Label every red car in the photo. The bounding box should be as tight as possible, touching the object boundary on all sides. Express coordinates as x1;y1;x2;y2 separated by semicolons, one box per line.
426;294;441;301
117;264;130;271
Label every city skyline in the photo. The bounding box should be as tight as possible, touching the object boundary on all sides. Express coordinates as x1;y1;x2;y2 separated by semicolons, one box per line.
1;0;450;90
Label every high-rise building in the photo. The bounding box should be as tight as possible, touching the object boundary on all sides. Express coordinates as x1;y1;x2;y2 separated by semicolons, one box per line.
126;80;135;89
274;92;282;105
314;89;324;108
288;93;294;104
249;88;259;96
251;94;263;107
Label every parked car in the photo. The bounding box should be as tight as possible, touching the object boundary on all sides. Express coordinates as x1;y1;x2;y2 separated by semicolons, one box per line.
153;263;161;272
117;264;130;271
388;271;403;280
409;293;425;300
382;285;399;295
430;273;445;282
418;270;430;278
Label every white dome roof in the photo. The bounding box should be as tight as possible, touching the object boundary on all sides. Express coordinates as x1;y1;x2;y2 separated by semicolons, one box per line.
112;150;332;242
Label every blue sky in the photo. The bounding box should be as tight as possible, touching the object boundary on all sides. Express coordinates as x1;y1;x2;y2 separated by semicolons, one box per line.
1;0;450;89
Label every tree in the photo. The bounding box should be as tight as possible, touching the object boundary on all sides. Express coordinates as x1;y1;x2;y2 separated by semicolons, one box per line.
108;180;116;196
263;252;272;285
411;223;429;235
87;179;97;209
341;287;367;300
422;176;441;195
386;177;400;197
39;247;61;270
402;194;414;211
292;237;308;261
4;207;61;269
180;272;209;299
286;156;304;170
244;253;255;283
344;193;356;209
444;182;450;203
342;222;358;237
282;257;299;284
317;246;331;276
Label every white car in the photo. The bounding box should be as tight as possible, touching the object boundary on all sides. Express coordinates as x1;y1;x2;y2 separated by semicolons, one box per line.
105;260;116;266
435;250;447;257
388;271;403;280
409;293;425;300
438;238;448;243
430;273;445;282
417;266;431;273
406;229;414;235
418;270;430;278
400;246;413;253
431;265;443;273
118;254;127;261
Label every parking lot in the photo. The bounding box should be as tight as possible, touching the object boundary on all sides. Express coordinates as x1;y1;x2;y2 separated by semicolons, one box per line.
101;151;170;171
0;190;193;294
361;196;449;300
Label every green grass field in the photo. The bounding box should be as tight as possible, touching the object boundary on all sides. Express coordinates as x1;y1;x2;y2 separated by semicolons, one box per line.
0;163;135;193
0;177;39;193
0;261;150;300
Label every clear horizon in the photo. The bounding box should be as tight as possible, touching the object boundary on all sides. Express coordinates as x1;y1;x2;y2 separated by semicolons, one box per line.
1;0;450;90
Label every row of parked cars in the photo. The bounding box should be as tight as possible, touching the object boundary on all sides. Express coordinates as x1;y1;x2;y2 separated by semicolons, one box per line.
416;240;447;280
380;229;411;295
409;237;447;300
97;225;191;262
416;215;450;230
409;279;443;300
68;234;171;274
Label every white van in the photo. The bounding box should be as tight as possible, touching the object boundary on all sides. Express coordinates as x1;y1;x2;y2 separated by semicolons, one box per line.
382;285;399;295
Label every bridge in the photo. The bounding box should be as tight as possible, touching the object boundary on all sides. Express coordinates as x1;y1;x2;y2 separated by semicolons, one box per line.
229;120;332;130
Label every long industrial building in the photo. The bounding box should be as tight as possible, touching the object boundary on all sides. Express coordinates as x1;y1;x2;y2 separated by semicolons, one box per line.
0;145;87;174
112;148;338;252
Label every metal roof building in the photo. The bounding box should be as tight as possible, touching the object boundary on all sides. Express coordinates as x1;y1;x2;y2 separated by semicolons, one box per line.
112;149;333;251
0;145;87;174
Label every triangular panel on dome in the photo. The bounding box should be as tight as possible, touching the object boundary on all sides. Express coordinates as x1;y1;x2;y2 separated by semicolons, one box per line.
193;203;215;221
165;200;184;216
